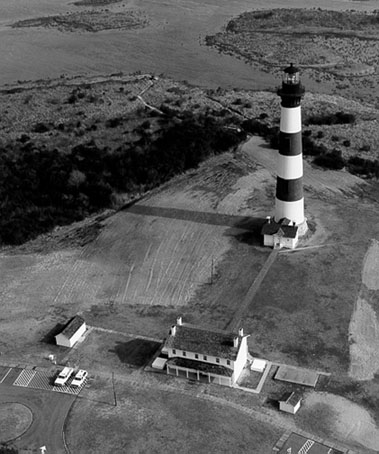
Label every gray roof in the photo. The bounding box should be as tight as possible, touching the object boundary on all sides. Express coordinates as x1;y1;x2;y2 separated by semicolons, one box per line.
281;391;302;406
261;219;298;239
164;323;243;361
58;315;85;339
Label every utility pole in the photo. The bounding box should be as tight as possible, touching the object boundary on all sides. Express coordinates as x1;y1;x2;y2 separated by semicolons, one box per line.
112;371;117;407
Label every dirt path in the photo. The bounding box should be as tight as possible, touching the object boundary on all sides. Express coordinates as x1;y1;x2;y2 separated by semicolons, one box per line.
349;239;379;381
225;250;277;331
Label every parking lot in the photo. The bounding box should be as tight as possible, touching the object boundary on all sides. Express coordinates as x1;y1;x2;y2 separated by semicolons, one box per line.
0;365;86;395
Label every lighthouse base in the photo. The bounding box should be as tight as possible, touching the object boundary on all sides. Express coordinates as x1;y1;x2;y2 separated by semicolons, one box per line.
296;218;308;237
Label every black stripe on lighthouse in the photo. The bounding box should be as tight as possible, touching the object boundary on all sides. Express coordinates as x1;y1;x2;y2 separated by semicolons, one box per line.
279;131;302;156
276;176;303;202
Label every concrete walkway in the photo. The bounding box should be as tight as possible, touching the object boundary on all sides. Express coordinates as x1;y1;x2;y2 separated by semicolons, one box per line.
233;361;273;394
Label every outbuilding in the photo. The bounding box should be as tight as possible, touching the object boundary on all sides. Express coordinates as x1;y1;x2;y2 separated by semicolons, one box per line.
55;315;86;348
279;391;302;414
250;358;267;373
261;217;299;249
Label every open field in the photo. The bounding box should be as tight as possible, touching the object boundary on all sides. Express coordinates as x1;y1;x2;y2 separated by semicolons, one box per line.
1;131;379;452
66;374;280;454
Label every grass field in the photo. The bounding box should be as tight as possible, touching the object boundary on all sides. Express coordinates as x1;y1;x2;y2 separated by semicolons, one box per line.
1;134;379;452
67;374;280;454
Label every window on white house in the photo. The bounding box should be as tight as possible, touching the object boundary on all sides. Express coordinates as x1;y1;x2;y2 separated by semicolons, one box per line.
216;358;220;364
226;360;231;366
183;351;186;357
203;355;207;361
172;349;176;355
195;354;199;359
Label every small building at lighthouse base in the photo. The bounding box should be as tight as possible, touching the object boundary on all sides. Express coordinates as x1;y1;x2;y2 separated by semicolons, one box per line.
261;217;304;249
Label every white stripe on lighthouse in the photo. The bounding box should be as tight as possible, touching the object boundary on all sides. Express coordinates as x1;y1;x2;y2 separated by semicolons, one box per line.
277;154;303;180
275;198;305;225
280;106;302;133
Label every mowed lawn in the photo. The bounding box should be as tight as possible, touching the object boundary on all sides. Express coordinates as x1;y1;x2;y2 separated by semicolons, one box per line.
66;377;279;454
244;193;379;374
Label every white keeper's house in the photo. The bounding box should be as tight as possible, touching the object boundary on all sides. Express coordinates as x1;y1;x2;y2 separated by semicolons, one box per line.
161;317;249;387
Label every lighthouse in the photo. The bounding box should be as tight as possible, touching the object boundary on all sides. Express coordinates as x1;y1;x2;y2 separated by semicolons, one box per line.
275;63;307;231
262;64;307;249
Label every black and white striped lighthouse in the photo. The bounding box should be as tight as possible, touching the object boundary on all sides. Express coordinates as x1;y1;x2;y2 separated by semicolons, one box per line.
274;63;307;234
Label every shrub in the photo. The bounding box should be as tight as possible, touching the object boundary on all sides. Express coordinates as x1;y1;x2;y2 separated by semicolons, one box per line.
313;148;345;170
33;122;50;133
305;111;356;126
105;117;122;128
343;139;351;147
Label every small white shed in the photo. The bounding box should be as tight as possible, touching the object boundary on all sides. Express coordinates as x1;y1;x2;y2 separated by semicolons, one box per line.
250;358;267;373
152;357;167;370
55;315;86;348
279;391;302;414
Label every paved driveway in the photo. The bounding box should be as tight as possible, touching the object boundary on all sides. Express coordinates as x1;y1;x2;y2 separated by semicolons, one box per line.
0;383;75;453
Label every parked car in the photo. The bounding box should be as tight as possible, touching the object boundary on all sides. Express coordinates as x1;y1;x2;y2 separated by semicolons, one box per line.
54;367;74;386
71;369;88;387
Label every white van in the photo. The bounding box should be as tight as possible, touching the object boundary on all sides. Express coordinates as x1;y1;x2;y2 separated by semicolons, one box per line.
54;367;74;386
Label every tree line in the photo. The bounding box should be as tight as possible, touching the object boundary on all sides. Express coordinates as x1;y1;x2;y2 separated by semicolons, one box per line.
0;112;244;246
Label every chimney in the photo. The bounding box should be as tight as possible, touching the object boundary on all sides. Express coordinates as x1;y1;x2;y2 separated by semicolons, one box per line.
238;327;244;337
177;316;183;326
171;325;176;336
233;337;239;348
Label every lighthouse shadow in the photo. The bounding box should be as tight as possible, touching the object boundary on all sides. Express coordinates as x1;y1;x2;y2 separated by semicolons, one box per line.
225;216;266;246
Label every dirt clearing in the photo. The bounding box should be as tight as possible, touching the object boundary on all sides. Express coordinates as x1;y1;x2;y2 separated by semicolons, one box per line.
301;391;379;451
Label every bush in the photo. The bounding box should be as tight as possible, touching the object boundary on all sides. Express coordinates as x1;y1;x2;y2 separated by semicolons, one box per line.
105;117;123;128
33;122;50;133
316;130;324;139
343;139;351;147
305;111;356;126
303;136;326;156
313;148;345;170
348;155;379;177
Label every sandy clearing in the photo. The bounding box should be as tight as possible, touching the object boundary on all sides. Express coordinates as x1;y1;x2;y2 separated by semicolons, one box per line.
349;296;379;381
349;238;379;381
304;391;379;451
362;239;379;290
241;136;366;196
216;170;273;216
